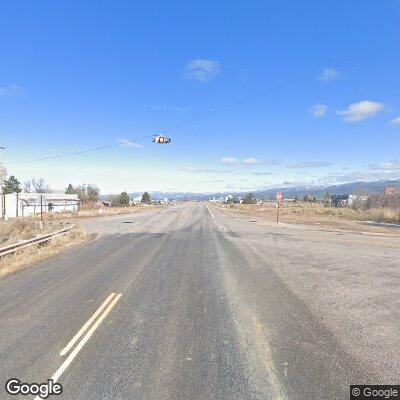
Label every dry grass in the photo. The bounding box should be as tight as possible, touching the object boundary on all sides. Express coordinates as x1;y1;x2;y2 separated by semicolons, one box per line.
42;204;166;221
0;227;87;278
0;218;71;247
217;202;400;226
279;203;399;223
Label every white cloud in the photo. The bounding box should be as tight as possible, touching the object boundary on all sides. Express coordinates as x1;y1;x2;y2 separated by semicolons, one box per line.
118;138;144;148
185;166;215;173
331;170;400;182
369;162;400;171
318;67;342;82
287;161;331;168
389;116;400;126
243;158;262;165
242;158;278;166
0;84;23;96
183;59;222;82
337;100;384;122
253;171;273;176
309;104;327;118
220;157;236;164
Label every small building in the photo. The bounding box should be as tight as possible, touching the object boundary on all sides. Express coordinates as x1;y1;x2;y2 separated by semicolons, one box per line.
330;194;350;208
330;193;369;208
1;192;80;220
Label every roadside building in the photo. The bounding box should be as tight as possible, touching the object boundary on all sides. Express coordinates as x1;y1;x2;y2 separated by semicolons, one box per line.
1;192;80;220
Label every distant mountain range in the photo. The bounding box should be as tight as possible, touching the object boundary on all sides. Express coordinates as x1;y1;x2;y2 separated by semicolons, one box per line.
116;179;400;201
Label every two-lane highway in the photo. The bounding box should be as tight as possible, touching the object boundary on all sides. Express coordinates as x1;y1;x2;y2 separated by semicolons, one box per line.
1;203;399;399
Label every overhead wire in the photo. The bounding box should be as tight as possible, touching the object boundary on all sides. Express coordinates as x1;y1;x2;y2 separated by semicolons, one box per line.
8;52;361;164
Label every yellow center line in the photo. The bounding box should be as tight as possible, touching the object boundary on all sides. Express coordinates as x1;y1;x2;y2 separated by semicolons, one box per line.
34;293;122;400
60;293;116;356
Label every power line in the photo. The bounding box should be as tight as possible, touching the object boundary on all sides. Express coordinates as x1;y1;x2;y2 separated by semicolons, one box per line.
8;53;357;164
8;136;152;164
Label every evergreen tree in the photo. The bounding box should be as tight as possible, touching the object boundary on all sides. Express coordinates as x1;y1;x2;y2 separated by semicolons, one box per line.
119;191;130;206
243;192;257;204
141;192;151;203
3;175;22;194
65;184;76;194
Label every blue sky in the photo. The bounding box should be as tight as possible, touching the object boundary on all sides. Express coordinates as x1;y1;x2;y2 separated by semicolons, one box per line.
0;1;399;193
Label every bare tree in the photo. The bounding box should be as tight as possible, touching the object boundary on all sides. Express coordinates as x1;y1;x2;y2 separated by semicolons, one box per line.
26;178;51;193
23;180;32;193
75;183;100;203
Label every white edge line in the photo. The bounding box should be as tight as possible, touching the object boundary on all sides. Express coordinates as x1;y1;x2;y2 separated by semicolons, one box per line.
50;294;122;385
60;293;116;356
180;204;192;217
205;204;215;219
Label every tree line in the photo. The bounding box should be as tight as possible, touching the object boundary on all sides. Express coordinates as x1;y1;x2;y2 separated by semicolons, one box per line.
1;173;152;207
2;176;51;194
65;183;152;206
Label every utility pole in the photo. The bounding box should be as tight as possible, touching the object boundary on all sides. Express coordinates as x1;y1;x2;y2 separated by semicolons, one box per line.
0;146;6;220
40;195;43;223
276;200;280;224
276;192;283;224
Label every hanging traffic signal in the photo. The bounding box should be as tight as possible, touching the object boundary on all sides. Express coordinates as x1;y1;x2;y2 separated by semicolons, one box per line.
152;134;171;144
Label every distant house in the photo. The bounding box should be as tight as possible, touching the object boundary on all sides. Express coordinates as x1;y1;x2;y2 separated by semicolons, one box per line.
225;194;233;202
330;193;369;207
330;194;350;208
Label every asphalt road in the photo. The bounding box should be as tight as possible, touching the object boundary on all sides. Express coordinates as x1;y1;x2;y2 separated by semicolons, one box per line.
1;203;399;400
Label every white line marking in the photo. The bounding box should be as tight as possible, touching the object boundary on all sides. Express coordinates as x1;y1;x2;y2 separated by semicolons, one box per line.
180;204;192;217
60;293;116;356
44;294;122;388
204;204;215;219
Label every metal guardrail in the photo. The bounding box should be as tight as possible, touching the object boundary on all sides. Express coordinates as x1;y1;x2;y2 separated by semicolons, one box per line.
0;225;76;257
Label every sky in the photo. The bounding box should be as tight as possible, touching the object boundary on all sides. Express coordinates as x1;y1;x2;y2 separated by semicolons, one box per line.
0;0;399;194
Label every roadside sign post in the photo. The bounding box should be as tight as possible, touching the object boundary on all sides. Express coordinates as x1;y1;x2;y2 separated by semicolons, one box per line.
276;192;283;224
